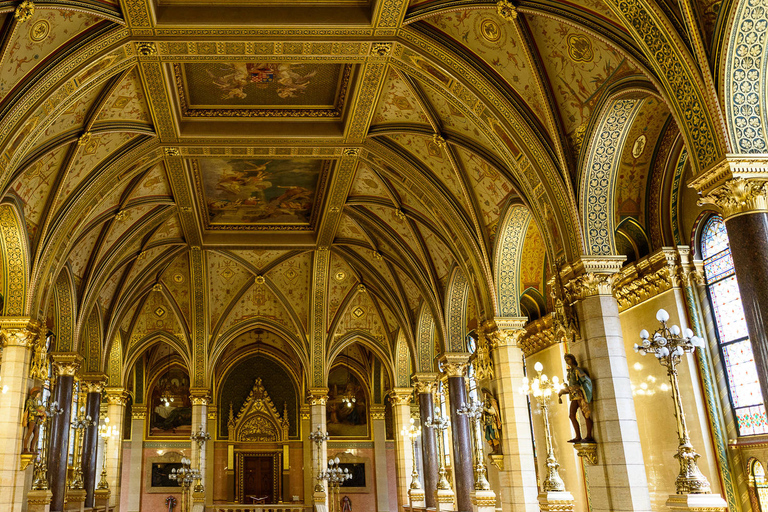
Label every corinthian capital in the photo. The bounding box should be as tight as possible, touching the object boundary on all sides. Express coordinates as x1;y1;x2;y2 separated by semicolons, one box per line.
0;318;41;348
387;387;413;405
438;353;469;377
104;387;130;406
691;156;768;219
411;373;439;394
561;256;625;301
50;352;82;377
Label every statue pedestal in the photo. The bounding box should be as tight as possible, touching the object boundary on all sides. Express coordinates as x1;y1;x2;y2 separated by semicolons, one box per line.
666;493;728;511
471;489;496;512
435;488;455;512
64;489;86;512
538;490;575;511
408;488;425;510
27;489;52;512
94;489;110;511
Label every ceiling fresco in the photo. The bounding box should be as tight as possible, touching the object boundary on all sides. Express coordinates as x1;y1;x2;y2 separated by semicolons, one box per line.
175;62;353;117
192;158;327;229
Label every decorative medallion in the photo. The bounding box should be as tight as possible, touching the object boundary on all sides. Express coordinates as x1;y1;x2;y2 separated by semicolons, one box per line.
29;19;49;42
154;306;166;317
334;270;346;281
173;273;184;283
479;17;503;46
220;267;234;281
284;268;297;280
632;134;647;158
567;33;594;63
352;307;365;318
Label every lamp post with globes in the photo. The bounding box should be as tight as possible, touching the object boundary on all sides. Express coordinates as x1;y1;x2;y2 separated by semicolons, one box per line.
400;417;422;491
308;426;330;493
169;456;201;512
424;410;454;511
635;308;727;510
319;456;352;512
69;406;96;490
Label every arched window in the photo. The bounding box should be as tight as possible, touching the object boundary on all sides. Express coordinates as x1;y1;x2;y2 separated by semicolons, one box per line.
701;215;768;435
751;460;768;510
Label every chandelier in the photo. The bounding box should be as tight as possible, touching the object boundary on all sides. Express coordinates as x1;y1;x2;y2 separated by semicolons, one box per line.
341;348;356;408
160;345;175;407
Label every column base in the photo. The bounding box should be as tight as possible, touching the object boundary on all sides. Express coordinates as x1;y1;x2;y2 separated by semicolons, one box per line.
313;489;328;503
65;489;87;512
93;489;111;511
471;489;497;512
27;489;52;512
538;490;575;511
435;488;455;512
666;493;728;511
192;491;205;512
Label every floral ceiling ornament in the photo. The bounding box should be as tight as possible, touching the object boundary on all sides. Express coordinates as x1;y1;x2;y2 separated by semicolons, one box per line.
14;1;34;22
496;0;517;21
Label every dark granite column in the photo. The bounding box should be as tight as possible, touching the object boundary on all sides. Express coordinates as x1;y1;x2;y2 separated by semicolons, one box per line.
412;373;439;509
725;211;768;404
440;354;473;512
49;353;82;512
81;374;105;508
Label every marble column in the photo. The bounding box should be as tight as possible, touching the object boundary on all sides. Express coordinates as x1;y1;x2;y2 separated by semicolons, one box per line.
487;319;539;512
0;319;41;512
80;374;106;508
371;404;391;512
103;387;128;506
190;389;210;492
308;387;328;505
692;158;768;413
412;373;439;509
126;404;146;512
389;387;414;510
561;256;652;512
439;353;473;512
49;353;82;512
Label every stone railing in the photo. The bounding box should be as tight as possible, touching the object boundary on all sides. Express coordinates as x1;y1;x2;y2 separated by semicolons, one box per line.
214;505;311;512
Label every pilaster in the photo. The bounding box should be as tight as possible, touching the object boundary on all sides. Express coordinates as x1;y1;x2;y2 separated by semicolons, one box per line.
371;404;390;512
126;404;146;512
190;388;210;495
103;387;128;506
389;387;413;510
308;387;328;507
560;256;652;512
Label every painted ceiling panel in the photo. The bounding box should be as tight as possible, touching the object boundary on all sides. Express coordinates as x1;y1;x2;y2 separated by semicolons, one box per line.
121;244;177;299
99;267;126;314
364;203;426;267
160;252;192;329
348;245;400;297
335;214;370;244
371;67;431;126
394;266;422;313
147;216;184;245
348;165;391;200
94;203;158;263
129;291;184;347
265;252;312;330
519;219;546;294
220;282;299;337
417;224;455;284
328;253;358;325
227;249;290;272
68;225;102;280
332;290;388;346
208;251;254;328
39;85;103;143
96;68;153;125
125;163;173;203
456;147;515;228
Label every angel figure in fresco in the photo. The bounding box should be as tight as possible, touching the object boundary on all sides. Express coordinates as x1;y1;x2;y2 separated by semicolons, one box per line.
274;64;317;98
207;63;250;100
22;387;45;453
558;353;594;443
482;391;502;454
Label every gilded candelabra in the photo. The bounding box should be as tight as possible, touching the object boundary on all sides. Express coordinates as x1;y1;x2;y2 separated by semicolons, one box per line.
308;425;330;493
170;456;201;512
31;398;63;491
319;456;352;512
69;406;96;490
96;419;118;490
457;399;491;491
400;417;422;490
635;308;711;494
520;362;566;492
424;411;452;492
190;424;211;493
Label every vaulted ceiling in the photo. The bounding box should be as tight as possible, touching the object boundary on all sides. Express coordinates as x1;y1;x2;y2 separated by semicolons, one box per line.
0;0;730;384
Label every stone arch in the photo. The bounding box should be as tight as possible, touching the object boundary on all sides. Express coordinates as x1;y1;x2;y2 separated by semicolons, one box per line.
53;268;77;352
416;303;436;371
580;97;644;255
394;330;412;388
494;205;531;317
445;267;469;352
122;332;192;388
0;203;29;316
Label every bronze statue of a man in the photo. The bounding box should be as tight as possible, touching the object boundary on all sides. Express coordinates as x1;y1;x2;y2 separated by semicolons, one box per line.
558;353;594;443
22;387;46;453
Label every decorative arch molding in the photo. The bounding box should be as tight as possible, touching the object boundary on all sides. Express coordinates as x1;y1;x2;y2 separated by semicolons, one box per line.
580;98;644;255
416;303;436;371
106;332;122;385
724;0;768;153
394;330;412;387
327;330;395;382
445;267;469;352
228;377;290;443
53;268;76;351
0;203;29;316
82;306;102;373
494;205;531;317
122;331;192;388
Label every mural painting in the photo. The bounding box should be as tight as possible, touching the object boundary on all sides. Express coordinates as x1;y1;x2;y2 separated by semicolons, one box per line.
326;366;368;437
197;158;323;227
149;367;192;437
151;462;182;487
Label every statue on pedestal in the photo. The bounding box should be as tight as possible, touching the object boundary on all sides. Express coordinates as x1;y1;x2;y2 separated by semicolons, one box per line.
22;387;45;453
482;390;502;454
558;354;594;443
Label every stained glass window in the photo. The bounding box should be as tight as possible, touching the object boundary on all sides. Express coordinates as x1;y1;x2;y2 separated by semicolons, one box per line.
751;460;768;510
702;215;768;436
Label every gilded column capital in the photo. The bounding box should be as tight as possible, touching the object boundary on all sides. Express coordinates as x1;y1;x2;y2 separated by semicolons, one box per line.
690;156;768;218
131;405;147;420
307;387;329;405
0;317;41;348
612;247;685;310
80;373;108;394
190;387;211;405
411;373;439;394
370;405;386;419
104;387;130;406
561;256;625;301
388;387;413;405
438;353;469;377
50;352;82;377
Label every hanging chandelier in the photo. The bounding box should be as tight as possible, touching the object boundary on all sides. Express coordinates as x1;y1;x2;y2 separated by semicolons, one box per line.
341;348;356;408
160;345;175;407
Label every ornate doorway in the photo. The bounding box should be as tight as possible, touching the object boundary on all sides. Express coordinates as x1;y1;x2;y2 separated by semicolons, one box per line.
236;452;281;503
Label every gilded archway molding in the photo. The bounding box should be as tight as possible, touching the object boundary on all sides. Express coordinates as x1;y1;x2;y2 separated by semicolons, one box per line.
494;204;531;317
0;203;29;316
445;267;469;352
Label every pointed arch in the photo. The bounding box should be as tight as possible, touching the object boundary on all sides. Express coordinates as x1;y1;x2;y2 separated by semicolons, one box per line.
494;205;531;317
394;330;412;387
445;267;469;352
106;332;123;385
416;303;436;372
53;268;77;351
580;98;644;255
0;203;29;316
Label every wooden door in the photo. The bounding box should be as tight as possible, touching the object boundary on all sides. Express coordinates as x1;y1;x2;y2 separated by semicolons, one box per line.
242;456;274;504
